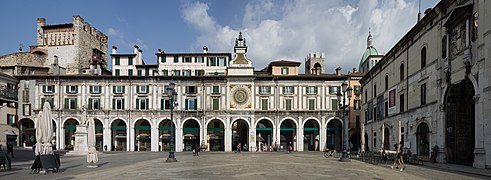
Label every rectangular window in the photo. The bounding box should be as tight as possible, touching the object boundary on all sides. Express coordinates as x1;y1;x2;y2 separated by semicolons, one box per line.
400;94;405;112
137;69;142;76
128;57;133;65
195;57;204;63
281;67;289;75
218;57;226;66
112;98;125;110
145;69;149;76
283;86;294;94
173;70;180;76
23;104;31;116
186;86;197;94
354;86;361;96
364;90;367;103
113;86;125;94
89;85;101;94
128;69;133;76
421;83;427;105
42;85;55;93
160;98;170;110
384;101;388;118
7;114;15;125
285;99;292;110
153;70;158;76
160;56;166;63
354;100;361;110
329;86;339;95
182;69;192;76
184;57;192;63
306;86;318;95
212;98;219;110
332;99;339;110
64;98;77;110
162;69;168;76
208;57;218;66
40;97;54;108
259;86;271;94
173;56;179;63
308;99;315;110
185;98;198;110
66;85;79;94
136;98;149;110
195;70;204;76
212;86;220;94
115;57;120;65
88;98;101;110
261;99;268;110
137;85;149;94
115;69;120;76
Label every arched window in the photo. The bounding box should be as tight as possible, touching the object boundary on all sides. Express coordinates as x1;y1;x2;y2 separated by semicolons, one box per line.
442;35;447;59
400;63;405;81
421;46;427;68
385;75;389;91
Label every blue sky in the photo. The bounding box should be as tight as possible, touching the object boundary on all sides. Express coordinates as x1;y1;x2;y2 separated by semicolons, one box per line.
0;0;439;72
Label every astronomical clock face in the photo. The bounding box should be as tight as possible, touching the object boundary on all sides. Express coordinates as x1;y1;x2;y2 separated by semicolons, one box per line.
230;84;251;109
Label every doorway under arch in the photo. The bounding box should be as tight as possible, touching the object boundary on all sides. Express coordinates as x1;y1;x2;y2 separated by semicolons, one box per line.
326;119;342;151
232;119;249;151
183;119;200;152
383;127;390;150
280;119;296;151
94;119;103;151
111;119;127;151
417;122;430;157
134;119;151;151
256;119;273;152
445;78;475;165
63;119;79;150
303;119;320;151
207;119;224;151
158;119;174;151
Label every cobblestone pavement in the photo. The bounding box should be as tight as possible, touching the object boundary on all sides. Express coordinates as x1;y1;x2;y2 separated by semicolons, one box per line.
1;151;489;180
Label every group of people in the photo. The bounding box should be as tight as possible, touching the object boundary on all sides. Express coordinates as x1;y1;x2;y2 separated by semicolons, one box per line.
381;142;412;172
0;144;14;169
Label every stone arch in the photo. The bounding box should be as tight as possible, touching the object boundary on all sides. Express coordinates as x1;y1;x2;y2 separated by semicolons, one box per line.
303;118;321;151
231;118;249;151
206;117;226;128
110;117;128;127
325;117;343;151
182;117;202;129
132;117;152;127
255;117;275;130
110;118;128;151
207;118;225;151
182;118;201;152
134;118;152;151
62;117;80;127
231;117;251;128
279;117;298;128
416;121;430;157
19;118;36;146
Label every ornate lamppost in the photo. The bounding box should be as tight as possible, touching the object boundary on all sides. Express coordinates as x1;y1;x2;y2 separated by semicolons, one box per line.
337;80;353;162
165;82;178;162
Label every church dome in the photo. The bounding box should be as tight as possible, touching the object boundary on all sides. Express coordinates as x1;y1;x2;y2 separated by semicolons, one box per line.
358;31;380;71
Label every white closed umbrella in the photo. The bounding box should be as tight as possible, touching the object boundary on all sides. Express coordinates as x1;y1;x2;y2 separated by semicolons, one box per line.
35;101;54;155
87;118;98;165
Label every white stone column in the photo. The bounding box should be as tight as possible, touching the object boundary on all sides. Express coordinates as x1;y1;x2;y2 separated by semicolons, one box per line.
60;124;65;150
57;117;62;150
151;120;159;152
224;117;232;152
380;123;385;151
249;117;256;152
202;117;207;151
297;117;303;151
127;120;131;151
320;116;326;151
275;116;281;150
103;118;111;151
361;121;366;153
175;117;183;152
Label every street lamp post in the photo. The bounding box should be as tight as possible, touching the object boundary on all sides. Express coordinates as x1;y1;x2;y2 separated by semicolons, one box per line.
166;82;178;162
337;80;353;162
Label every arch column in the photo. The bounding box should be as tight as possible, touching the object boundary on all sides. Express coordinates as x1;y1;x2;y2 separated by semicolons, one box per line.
175;117;183;152
151;119;159;152
224;117;232;152
60;122;65;150
320;116;326;151
127;120;131;151
275;116;280;150
297;117;303;151
249;117;256;152
103;118;111;151
202;117;207;151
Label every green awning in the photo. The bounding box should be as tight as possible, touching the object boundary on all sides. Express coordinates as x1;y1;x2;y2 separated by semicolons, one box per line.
327;127;342;131
112;126;127;130
183;127;200;133
96;126;104;131
65;125;76;130
135;126;151;131
159;126;173;130
304;127;319;131
207;128;224;132
256;128;272;131
280;128;296;131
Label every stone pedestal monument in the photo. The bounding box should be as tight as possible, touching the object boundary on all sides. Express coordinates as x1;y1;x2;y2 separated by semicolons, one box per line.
66;125;88;156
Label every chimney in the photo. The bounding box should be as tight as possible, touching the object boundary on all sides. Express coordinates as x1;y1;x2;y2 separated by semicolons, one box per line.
418;12;422;22
112;46;117;54
158;48;163;54
203;46;208;53
352;68;357;73
335;67;341;76
138;49;143;64
37;18;46;45
134;45;139;54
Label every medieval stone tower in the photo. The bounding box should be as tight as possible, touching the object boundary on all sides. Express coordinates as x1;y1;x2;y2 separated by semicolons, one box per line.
305;52;325;75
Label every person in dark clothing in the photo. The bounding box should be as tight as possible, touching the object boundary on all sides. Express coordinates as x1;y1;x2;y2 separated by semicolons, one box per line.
288;142;292;153
7;144;14;158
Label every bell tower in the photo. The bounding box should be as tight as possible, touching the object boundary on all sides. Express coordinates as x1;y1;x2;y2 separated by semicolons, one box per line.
227;32;254;76
305;52;325;75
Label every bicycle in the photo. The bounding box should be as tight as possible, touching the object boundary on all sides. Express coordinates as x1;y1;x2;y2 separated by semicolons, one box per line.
324;149;341;158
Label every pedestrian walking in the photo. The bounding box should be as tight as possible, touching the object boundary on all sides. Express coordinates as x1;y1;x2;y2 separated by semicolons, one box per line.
288;142;292;153
7;143;14;158
195;143;200;156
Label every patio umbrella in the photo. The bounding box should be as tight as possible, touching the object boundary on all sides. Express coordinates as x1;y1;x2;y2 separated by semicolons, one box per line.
35;101;54;156
87;118;98;165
